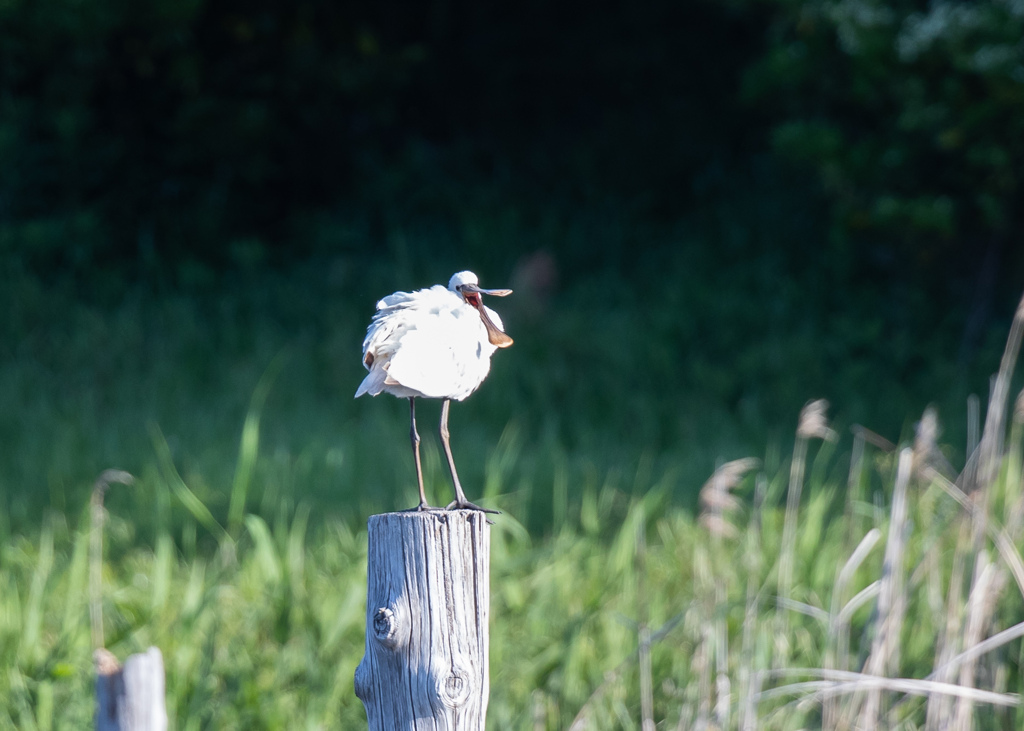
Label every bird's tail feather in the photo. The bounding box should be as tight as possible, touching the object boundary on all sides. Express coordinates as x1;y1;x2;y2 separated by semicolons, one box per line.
354;368;386;398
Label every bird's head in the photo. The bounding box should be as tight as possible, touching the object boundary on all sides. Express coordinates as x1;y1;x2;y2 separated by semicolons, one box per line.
449;271;514;348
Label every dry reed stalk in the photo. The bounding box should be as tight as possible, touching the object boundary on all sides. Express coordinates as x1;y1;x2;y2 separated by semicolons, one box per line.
742;671;764;731
689;516;714;731
974;293;1024;494
532;690;546;731
777;399;836;667
914;407;954;479
713;592;730;731
756;668;1020;709
638;622;654;731
891;621;1024;720
960;295;1024;659
917;462;1024;599
826;425;871;731
1005;389;1024;538
826;527;884;725
953;554;1001;731
635;510;655;731
912;393;1024;608
569;609;688;730
699;457;760;539
968;394;981;460
944;298;1024;731
853;424;898;452
929;620;1024;682
859;448;912;729
843;426;868;545
693;620;712;731
695;458;758;730
89;469;135;650
675;700;696;731
714;663;730;731
926;519;969;730
738;475;767;731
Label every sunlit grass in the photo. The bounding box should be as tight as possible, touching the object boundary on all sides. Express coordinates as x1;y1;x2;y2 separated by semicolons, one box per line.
2;352;1024;727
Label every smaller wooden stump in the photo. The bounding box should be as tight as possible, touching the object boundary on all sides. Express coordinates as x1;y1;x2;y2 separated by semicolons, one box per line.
355;510;491;730
94;647;167;731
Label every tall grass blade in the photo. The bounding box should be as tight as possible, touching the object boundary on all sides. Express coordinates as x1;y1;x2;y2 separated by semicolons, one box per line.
228;350;287;535
21;516;53;666
483;420;521;503
60;517;89;638
152;529;173;613
287;502;310;603
246;514;282;586
149;422;234;553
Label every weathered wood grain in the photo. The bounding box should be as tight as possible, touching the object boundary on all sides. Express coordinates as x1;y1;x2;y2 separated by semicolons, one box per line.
355;510;491;730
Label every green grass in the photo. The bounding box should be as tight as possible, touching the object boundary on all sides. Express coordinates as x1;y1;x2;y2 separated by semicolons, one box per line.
3;379;1024;728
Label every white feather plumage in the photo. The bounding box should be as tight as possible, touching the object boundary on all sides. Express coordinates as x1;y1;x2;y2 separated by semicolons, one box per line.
356;274;507;401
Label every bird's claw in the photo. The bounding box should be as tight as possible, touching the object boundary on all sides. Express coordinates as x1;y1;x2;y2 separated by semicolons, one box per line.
445;500;500;516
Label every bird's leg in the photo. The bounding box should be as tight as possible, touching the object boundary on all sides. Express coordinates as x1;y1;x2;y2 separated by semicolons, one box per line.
440;398;500;514
408;397;433;511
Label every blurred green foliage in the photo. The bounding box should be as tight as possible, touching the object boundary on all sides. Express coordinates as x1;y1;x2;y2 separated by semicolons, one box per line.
742;0;1024;279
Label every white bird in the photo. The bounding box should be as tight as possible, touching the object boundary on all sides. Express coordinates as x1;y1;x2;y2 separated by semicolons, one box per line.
356;271;513;512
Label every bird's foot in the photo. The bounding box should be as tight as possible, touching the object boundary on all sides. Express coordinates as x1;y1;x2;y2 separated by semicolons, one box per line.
445;499;501;515
400;503;444;513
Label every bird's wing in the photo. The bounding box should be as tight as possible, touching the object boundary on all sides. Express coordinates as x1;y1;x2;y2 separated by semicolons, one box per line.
357;285;472;398
359;286;443;365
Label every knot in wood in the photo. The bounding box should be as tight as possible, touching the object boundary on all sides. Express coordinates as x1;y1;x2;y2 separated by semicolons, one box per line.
438;665;473;708
372;607;399;648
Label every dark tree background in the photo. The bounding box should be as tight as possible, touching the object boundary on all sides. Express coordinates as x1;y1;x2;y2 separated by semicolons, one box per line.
2;0;1022;429
0;0;771;268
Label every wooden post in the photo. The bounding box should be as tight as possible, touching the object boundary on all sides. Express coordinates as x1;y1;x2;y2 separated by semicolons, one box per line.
355;511;491;730
94;647;168;731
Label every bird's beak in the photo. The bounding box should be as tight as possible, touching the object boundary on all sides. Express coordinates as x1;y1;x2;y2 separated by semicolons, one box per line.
461;283;513;297
459;283;514;347
482;313;514;348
